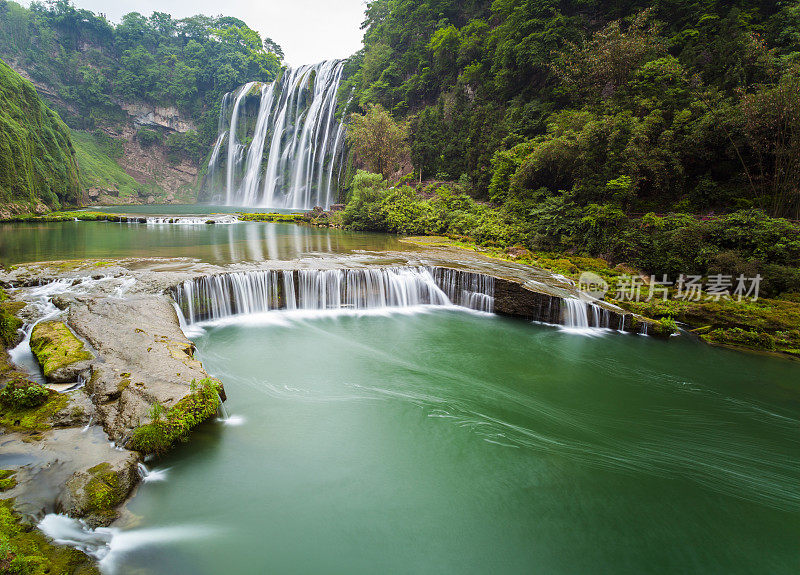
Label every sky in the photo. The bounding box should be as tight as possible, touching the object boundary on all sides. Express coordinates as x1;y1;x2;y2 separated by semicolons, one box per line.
24;0;367;65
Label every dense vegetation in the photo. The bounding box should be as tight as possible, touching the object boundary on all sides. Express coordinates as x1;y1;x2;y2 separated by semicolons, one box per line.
0;0;283;146
0;57;80;208
341;0;800;220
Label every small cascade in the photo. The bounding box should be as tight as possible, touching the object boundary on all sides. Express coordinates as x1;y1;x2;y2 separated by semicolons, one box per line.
561;298;591;329
204;61;347;209
172;267;452;324
138;463;168;483
38;514;214;573
432;268;495;312
144;215;239;225
561;299;622;331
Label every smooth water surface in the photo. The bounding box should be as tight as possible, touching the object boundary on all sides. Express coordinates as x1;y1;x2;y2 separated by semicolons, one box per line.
84;204;303;216
0;220;409;265
115;310;800;574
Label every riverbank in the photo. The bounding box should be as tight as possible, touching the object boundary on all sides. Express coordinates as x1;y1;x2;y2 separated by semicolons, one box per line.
2;209;796;357
0;270;226;570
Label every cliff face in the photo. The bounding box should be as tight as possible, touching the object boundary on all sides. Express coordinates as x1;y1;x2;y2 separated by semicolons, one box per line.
0;58;82;210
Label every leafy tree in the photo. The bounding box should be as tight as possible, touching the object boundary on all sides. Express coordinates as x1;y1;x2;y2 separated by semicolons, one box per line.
346;104;410;179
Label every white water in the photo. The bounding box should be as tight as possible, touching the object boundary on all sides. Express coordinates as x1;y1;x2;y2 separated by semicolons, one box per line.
560;297;630;335
38;514;216;575
137;463;169;483
144;215;239;225
173;267;456;324
7;276;136;382
207;61;347;209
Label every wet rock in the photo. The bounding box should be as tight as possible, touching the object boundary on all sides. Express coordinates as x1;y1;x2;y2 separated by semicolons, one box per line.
69;295;216;442
30;321;93;383
59;454;140;527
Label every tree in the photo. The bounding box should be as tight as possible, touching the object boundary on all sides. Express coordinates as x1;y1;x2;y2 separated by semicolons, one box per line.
346;104;410;180
740;69;800;219
263;37;284;62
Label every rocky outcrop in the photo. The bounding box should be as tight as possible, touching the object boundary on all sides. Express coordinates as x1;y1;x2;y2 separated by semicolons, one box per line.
68;295;215;444
119;102;195;133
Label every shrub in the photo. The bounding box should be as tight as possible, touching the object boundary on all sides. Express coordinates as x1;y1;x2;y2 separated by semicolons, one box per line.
0;380;50;410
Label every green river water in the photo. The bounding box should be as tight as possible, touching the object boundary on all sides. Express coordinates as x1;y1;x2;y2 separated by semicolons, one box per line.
2;216;798;573
116;310;799;574
0;218;405;265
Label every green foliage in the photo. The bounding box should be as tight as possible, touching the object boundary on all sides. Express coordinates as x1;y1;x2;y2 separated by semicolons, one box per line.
346;0;800;218
0;499;100;575
70;129;145;198
128;378;222;454
0;1;282;147
0;380;49;410
346;104;409;179
136;128;160;147
0;57;80;208
0;385;67;432
342;171;800;297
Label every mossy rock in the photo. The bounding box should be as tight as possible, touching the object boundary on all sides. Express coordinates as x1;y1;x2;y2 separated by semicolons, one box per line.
30;321;92;381
0;469;17;491
0;301;24;347
0;499;100;574
0;391;68;433
128;378;222;454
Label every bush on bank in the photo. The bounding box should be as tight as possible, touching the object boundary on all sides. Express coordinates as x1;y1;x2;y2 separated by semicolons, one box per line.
128;378;223;455
341;171;800;298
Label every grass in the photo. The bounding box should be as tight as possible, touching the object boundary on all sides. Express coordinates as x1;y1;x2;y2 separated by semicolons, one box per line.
69;130;145;199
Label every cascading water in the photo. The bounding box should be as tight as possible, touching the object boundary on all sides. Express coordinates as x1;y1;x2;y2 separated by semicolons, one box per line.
432;268;494;313
172;268;458;324
205;61;347;209
561;298;626;331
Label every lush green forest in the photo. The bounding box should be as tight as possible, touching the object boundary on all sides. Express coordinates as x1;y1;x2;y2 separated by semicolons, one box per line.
334;0;800;306
0;57;80;209
0;0;282;149
341;0;799;220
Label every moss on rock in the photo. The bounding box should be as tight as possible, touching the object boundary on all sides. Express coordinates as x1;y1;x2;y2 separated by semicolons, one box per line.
128;378;222;454
30;321;92;378
0;390;68;433
0;469;17;491
0;499;99;575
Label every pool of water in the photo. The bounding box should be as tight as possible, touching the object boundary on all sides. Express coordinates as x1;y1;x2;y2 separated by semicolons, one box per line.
83;204;304;216
0;220;410;266
108;310;799;574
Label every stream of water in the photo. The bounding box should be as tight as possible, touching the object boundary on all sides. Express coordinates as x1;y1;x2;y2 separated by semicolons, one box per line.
81;309;800;574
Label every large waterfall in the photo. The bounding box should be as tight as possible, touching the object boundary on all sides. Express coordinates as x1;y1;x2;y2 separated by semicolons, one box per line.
205;61;347;209
172;267;495;324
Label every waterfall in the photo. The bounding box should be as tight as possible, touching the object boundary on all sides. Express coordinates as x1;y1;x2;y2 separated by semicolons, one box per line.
562;298;591;329
561;298;624;331
205;61;347;209
144;216;239;225
173;268;458;324
432;268;494;312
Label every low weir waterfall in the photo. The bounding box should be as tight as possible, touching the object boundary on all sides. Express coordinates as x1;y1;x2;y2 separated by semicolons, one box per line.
170;266;638;332
172;267;495;324
205;61;347;209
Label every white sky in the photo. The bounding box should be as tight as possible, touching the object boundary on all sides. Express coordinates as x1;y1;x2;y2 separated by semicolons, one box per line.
23;0;367;65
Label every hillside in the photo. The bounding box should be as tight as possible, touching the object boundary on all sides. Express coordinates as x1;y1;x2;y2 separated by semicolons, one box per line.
0;57;80;212
341;0;800;220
